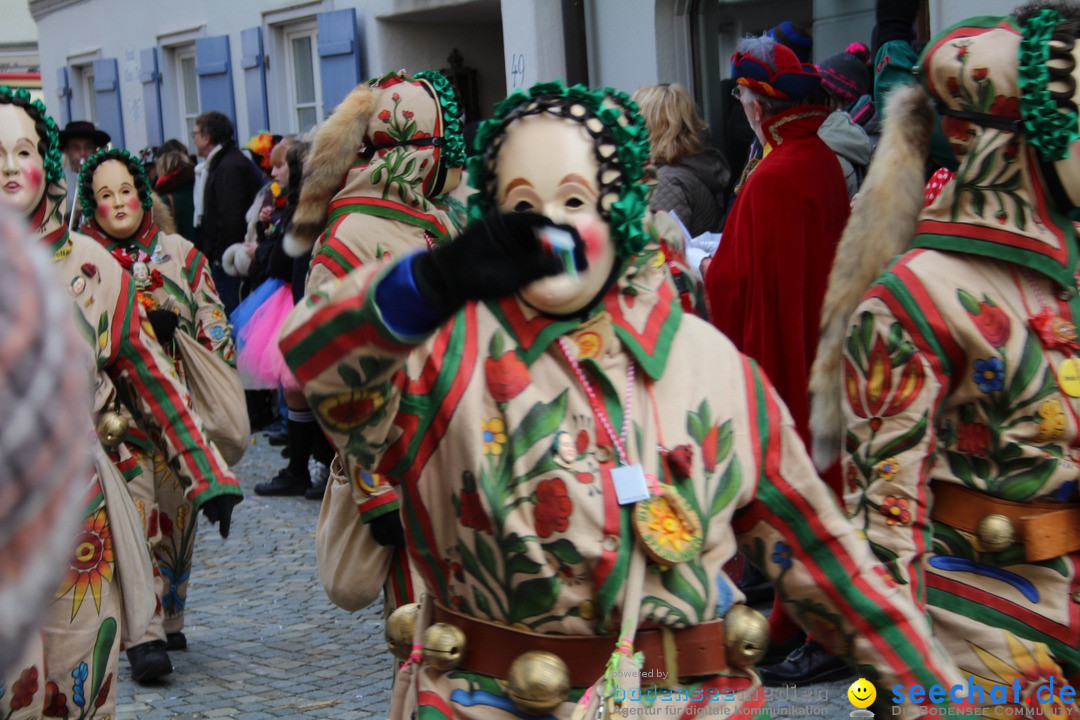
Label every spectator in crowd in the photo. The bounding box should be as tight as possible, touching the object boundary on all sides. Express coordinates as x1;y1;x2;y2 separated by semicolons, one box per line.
704;34;854;686
633;83;730;237
155;149;197;241
192;111;264;314
814;49;875;199
58;120;109;226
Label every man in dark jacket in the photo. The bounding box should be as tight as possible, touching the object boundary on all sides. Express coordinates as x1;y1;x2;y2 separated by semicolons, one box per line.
193;111;264;313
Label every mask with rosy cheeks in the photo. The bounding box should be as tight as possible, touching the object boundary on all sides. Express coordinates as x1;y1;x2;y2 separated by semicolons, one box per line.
495;113;617;316
91;159;144;239
0;104;47;217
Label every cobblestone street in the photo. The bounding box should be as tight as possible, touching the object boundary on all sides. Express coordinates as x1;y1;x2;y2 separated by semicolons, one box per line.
116;433;856;719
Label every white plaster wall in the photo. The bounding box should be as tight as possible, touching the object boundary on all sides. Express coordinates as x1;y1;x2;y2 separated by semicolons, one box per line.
929;0;1020;33
586;0;661;95
2;0;38;43
499;0;566;92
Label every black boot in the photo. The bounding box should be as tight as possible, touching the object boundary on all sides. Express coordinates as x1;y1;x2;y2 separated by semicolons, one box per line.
126;640;173;683
165;631;187;651
254;468;309;496
758;640;855;686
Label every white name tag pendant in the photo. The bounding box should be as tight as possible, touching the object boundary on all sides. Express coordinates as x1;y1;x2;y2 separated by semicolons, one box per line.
612;463;650;505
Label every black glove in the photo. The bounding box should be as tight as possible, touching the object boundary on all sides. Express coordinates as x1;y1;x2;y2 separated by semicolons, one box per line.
873;0;918;50
147;309;180;347
200;494;241;539
370;511;406;548
412;212;587;318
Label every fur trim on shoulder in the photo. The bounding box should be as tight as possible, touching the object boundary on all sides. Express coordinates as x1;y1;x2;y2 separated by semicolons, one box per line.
246;185;271;246
808;84;935;470
151;192;176;235
285;84;377;257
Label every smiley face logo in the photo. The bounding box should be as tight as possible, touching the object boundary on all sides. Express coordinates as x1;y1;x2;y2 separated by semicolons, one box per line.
847;678;876;709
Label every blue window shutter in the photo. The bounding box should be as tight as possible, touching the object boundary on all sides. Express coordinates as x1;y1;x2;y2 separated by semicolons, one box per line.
93;58;125;148
55;67;72;125
195;35;237;131
140;48;164;146
317;9;361;116
241;27;268;134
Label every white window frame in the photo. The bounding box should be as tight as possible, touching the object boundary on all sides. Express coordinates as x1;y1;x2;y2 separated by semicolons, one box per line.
174;45;200;151
282;21;323;133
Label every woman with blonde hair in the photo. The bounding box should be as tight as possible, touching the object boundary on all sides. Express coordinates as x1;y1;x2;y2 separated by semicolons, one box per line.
632;83;730;236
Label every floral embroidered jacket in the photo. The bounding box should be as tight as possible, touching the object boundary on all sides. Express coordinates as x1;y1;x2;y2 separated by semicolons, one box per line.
85;213;235;365
302;73;461;607
281;246;961;718
838;16;1080;698
37;194;242;508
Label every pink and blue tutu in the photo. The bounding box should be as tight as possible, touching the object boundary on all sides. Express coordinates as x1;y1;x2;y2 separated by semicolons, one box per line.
231;278;298;390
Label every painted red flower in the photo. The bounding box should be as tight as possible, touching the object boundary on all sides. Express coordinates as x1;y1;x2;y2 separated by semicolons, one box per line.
956;421;991;455
969;301;1011;347
485;350;530;403
378;109;391;122
702;425;719;472
81;262;99;278
946;76;961;97
991;95;1021;119
412;130;432;140
664;444;694;480
402;110;414;118
1004;140;1020;163
957;46;969;60
575;472;593;485
43;680;67;716
159;512;173;536
94;673;112;708
459;489;491;533
392;93;400;102
1029;308;1080;353
941;115;972;143
371;131;394;146
575;430;589;454
534;478;573;538
147;508;159;538
972;67;989;82
880;495;911;526
10;666;38;709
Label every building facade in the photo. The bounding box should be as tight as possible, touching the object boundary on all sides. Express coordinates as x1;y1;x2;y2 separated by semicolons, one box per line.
29;0;1018;156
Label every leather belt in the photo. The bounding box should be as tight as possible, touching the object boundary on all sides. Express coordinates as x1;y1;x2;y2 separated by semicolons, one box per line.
432;604;727;687
930;480;1080;562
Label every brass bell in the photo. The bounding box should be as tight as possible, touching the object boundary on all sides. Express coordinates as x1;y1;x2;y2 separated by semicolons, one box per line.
724;604;770;667
385;603;420;661
976;513;1015;553
96;409;128;448
507;651;570;715
422;622;466;671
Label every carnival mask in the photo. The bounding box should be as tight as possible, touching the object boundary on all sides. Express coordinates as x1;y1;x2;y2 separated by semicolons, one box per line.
495;113;617;315
91;159;144;239
0;104;47;217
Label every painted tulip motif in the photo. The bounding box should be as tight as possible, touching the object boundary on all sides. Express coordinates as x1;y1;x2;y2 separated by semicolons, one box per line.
960;291;1011;348
844;322;925;423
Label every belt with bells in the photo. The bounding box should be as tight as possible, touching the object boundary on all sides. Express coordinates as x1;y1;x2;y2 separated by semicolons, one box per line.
385;601;768;713
930;480;1080;561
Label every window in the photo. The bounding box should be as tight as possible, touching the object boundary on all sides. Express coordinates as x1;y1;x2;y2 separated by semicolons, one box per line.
176;46;200;148
284;23;322;132
81;67;97;123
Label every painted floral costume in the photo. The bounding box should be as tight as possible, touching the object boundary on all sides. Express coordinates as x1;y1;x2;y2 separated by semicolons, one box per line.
84;208;235;645
831;13;1080;714
294;70;465;611
0;171;241;718
281;219;962;718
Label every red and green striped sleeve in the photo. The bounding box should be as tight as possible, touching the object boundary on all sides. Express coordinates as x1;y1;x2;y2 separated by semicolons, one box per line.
841;258;958;609
183;244;235;365
109;270;242;507
733;357;961;695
